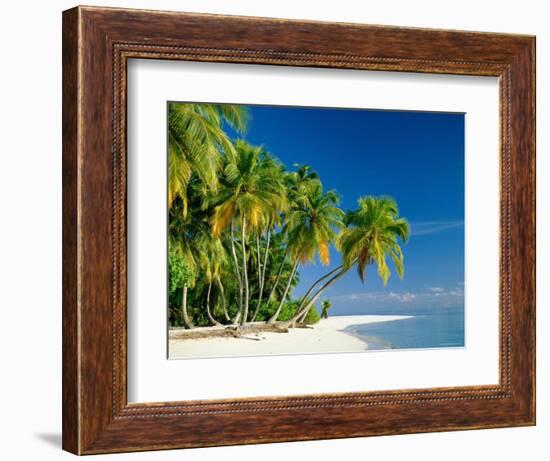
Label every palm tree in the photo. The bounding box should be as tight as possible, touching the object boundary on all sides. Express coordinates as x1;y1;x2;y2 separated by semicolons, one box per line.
250;160;287;321
259;233;293;308
263;229;290;309
321;299;332;319
215;275;231;323
285;196;409;326
211;141;287;324
262;165;320;309
168;103;248;213
168;242;194;328
168;198;197;329
268;181;344;323
169;186;220;329
285;164;319;203
340;196;410;282
199;237;228;326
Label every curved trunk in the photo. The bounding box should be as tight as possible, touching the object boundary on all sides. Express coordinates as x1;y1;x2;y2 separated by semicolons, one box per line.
296;264;343;321
205;281;221;326
230;219;243;325
297;309;308;324
294;265;343;323
240;216;250;325
249;233;262;322
216;276;230;322
268;260;299;323
290;260;356;325
265;248;289;304
181;285;193;329
251;230;271;321
281;268;348;328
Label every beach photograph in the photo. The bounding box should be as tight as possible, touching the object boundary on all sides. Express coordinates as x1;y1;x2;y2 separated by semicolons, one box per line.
167;102;465;359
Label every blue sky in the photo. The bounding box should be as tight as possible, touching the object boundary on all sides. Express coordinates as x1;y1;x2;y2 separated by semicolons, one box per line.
227;104;464;316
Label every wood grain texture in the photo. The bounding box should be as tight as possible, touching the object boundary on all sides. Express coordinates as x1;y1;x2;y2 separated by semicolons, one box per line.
62;5;536;455
62;7;80;454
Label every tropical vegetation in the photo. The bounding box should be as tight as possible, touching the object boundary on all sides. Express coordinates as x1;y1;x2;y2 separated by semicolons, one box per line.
168;102;410;333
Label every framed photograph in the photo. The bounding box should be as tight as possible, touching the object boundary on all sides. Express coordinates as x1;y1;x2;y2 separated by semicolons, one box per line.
62;6;535;455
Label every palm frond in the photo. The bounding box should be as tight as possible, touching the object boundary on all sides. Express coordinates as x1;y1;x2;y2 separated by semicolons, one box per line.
340;195;409;285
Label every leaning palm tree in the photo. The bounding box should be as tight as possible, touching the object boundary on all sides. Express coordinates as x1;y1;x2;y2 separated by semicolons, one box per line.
268;181;344;323
341;196;410;282
211;141;288;324
168;103;248;214
284;195;410;326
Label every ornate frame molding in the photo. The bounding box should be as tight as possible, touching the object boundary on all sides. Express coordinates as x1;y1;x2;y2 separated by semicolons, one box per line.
63;6;535;454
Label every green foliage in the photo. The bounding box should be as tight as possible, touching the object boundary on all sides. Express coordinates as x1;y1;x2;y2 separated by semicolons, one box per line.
168;103;249;211
168;247;194;327
253;300;292;322
303;305;321;324
276;300;301;322
167;102;410;330
339;196;410;285
285;181;344;266
250;299;319;323
210;140;288;236
168;248;193;296
321;299;332;319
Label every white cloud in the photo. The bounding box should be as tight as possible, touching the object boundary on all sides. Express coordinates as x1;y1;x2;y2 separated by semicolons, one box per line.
328;286;464;310
400;292;416;302
389;292;416;302
411;221;464;236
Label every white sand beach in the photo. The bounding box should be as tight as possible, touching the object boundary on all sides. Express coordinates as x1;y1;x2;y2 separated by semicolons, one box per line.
169;315;412;359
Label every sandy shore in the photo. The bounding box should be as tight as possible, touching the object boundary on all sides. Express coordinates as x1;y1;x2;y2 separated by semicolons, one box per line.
169;315;412;359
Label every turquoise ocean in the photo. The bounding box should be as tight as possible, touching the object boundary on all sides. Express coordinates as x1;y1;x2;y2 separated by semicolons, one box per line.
342;306;465;350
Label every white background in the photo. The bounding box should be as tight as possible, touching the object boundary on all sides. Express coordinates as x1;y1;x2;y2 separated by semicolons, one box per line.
0;1;546;460
128;60;499;402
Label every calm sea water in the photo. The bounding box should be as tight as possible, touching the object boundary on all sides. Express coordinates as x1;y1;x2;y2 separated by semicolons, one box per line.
343;306;465;350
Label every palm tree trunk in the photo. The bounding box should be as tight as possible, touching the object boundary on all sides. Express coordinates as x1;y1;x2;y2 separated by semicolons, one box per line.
251;230;270;321
299;264;343;311
268;260;299;323
230;219;243;324
181;285;193;329
265;247;289;305
294;265;343;323
295;258;357;324
216;276;230;322
297;309;308;324
282;268;348;328
240;216;250;325
205;281;220;326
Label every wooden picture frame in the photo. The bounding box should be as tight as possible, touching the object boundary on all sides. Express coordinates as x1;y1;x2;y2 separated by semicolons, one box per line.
62;5;536;455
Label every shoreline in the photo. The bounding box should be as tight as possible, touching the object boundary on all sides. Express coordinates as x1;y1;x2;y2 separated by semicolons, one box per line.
169;314;412;359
